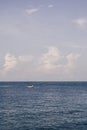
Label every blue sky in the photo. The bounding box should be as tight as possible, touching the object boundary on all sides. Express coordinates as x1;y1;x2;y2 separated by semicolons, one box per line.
0;0;87;81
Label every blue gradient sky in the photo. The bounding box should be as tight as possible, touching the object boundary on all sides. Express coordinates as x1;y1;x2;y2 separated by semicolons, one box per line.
0;0;87;81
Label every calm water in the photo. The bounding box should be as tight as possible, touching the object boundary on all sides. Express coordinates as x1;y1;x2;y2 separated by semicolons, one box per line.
0;82;87;130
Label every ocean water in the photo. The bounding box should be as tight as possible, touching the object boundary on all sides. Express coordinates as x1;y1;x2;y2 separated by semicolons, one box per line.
0;82;87;130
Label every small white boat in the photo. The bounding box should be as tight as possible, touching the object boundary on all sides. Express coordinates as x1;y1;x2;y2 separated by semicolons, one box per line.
27;85;34;88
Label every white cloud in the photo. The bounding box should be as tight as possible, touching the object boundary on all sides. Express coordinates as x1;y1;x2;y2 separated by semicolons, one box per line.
72;18;87;28
48;5;54;8
38;46;80;75
39;46;62;72
3;53;17;73
25;8;39;15
64;53;80;73
1;53;34;74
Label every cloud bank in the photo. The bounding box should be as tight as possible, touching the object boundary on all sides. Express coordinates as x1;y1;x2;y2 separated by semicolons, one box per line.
0;46;80;80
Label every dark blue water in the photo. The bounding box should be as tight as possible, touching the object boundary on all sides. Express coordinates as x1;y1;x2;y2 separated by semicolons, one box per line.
0;82;87;130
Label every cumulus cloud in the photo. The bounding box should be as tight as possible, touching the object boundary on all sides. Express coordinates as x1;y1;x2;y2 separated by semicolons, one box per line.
1;53;33;74
25;8;39;15
39;46;62;72
38;46;80;75
72;18;87;28
64;53;80;73
3;53;17;73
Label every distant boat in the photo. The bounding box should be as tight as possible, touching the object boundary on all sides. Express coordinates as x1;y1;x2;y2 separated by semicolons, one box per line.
27;85;34;88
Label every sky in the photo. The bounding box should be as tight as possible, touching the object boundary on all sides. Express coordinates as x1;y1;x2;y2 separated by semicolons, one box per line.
0;0;87;81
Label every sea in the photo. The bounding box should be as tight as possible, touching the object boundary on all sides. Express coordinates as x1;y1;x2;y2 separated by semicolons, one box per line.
0;82;87;130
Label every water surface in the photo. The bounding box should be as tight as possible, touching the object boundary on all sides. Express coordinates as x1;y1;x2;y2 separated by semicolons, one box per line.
0;82;87;130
